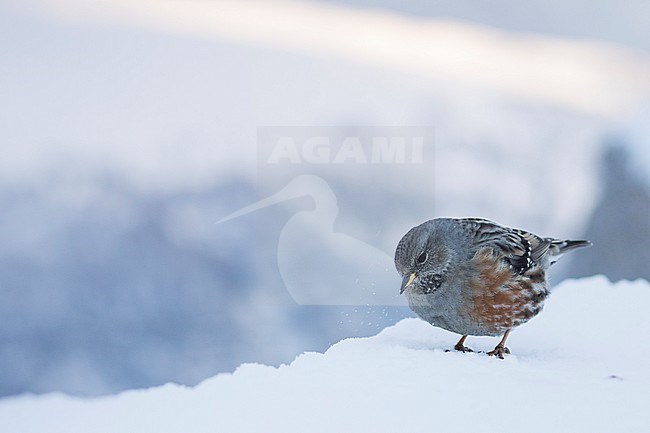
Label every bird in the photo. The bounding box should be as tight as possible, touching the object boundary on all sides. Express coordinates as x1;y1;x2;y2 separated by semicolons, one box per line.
394;217;591;358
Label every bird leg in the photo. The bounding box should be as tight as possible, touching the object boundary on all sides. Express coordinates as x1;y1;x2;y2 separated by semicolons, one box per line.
452;335;473;353
487;329;511;359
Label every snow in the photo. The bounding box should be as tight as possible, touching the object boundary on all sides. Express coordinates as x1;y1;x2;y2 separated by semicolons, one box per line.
1;276;648;433
22;0;650;117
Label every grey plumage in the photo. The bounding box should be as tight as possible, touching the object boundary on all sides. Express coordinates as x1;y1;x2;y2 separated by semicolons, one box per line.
394;217;591;357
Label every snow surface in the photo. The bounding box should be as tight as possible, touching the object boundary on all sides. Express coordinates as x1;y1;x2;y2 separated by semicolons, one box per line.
1;276;648;433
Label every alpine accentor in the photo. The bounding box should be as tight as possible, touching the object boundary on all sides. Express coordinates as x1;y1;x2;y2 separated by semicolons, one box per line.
394;218;591;358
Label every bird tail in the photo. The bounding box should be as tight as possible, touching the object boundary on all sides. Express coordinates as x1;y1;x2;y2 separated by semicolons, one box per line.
556;239;592;253
547;239;592;264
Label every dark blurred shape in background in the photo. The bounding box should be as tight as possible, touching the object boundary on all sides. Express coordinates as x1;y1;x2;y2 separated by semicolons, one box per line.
569;144;650;281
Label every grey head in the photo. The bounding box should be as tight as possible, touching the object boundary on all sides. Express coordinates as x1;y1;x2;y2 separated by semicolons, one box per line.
394;218;472;295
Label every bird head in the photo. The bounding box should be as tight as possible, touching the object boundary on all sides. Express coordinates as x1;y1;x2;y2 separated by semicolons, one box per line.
394;220;455;295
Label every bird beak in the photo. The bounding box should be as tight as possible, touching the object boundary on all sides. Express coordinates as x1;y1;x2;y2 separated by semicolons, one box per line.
400;272;417;294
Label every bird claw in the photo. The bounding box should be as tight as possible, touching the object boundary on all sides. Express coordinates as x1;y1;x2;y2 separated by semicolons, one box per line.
487;345;510;359
445;344;474;353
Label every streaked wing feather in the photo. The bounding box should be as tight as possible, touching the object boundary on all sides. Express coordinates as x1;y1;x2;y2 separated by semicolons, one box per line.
459;218;552;273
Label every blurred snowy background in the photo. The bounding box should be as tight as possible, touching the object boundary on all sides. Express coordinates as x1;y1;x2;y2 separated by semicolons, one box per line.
1;0;649;398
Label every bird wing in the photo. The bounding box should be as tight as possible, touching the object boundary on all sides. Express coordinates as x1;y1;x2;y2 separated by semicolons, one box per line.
458;218;553;273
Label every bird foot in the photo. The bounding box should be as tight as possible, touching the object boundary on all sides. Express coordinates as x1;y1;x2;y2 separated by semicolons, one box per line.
445;343;474;353
487;345;510;359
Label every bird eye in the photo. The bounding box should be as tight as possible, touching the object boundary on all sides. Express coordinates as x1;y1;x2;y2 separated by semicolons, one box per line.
416;251;427;264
